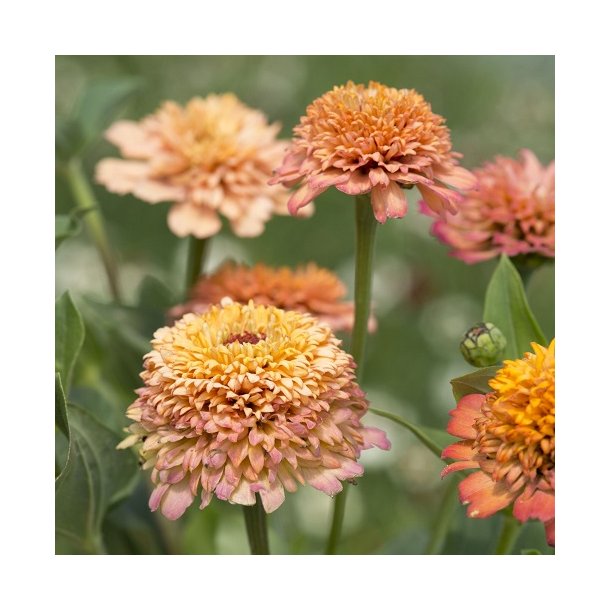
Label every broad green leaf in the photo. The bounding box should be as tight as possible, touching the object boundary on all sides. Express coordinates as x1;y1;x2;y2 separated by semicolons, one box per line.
75;78;141;144
55;292;85;389
483;255;547;359
55;403;137;554
450;366;500;401
521;548;542;555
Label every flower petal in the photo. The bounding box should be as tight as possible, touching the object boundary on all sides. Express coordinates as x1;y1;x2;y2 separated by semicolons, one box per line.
458;471;514;518
370;182;408;223
167;202;222;238
446;394;485;440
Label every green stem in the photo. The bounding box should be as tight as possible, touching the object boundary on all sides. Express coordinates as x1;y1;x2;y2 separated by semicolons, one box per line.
494;513;521;554
185;236;210;298
426;478;458;554
64;159;122;303
325;195;377;555
242;494;270;555
369;408;445;462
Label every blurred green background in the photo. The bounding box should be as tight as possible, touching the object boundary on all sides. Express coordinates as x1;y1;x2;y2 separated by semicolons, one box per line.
55;55;555;554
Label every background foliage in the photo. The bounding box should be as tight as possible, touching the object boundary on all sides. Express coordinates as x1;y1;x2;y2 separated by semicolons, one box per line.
55;55;554;554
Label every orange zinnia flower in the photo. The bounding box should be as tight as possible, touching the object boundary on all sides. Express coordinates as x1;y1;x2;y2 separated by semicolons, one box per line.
96;94;292;238
271;81;475;223
442;340;555;545
422;150;555;263
119;299;389;519
168;261;374;333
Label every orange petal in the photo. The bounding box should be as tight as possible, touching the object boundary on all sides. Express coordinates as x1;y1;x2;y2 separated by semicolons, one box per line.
458;471;514;518
370;182;408;223
446;394;485;440
513;488;555;524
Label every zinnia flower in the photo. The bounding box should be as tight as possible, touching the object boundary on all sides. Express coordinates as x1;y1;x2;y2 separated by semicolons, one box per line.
422;149;555;263
119;299;389;519
96;94;293;238
442;340;555;545
168;261;374;333
270;80;475;223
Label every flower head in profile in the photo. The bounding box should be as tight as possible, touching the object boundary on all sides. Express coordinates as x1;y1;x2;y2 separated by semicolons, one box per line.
271;80;475;223
422;149;555;263
169;261;374;333
119;299;389;519
442;340;555;545
96;94;293;238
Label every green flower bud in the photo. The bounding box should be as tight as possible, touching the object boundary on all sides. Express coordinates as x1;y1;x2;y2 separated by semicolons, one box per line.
460;322;507;367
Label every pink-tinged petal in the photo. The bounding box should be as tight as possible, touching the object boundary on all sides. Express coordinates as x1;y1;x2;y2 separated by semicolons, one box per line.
331;459;364;480
370;182;408;223
230;479;256;506
302;468;343;496
451;248;499;264
418;183;463;216
436;165;478;190
545;518;555;546
149;483;169;512
369;167;390;187
199;490;213;509
287;182;327;215
308;169;350;189
167;202;222;238
248;444;265;473
105;120;159;158
159;478;195;520
336;171;372;195
446;394;485;440
441;440;476;461
360;427;391;450
513;488;554;524
132;180;185;204
458;471;514;518
258;482;285;513
95;159;150;195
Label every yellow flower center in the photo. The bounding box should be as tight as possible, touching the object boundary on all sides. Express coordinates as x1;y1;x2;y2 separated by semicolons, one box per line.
473;340;555;491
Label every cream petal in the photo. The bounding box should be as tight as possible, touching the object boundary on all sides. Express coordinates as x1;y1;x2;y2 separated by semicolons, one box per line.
371;182;408;223
105;120;159;158
95;159;150;195
167;202;222;238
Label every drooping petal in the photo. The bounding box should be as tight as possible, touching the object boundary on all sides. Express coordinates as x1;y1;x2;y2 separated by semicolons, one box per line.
458;471;514;518
159;478;195;520
287;182;327;215
167;202;222;238
370;182;408;223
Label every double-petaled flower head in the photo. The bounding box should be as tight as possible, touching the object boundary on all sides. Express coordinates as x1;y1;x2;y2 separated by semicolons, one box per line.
442;340;555;545
168;261;374;333
119;299;389;519
423;149;555;263
96;94;292;239
271;80;475;223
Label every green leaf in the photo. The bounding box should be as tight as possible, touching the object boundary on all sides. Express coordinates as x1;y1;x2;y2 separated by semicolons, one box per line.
55;373;69;437
55;117;85;162
55;207;94;250
55;292;85;389
55;403;138;554
75;78;141;144
521;548;542;555
483;255;547;359
451;366;500;401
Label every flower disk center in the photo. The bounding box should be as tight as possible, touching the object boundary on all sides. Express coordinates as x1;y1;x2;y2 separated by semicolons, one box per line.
223;331;267;345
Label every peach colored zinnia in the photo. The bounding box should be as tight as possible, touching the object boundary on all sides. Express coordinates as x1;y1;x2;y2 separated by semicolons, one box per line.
168;261;373;333
270;80;475;223
422;149;555;263
119;299;389;519
442;340;555;545
96;94;293;238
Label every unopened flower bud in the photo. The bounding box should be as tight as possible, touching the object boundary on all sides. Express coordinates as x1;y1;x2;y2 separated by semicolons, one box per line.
460;322;507;367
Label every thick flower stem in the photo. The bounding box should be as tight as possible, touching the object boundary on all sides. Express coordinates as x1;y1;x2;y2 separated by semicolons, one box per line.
494;513;521;554
325;195;378;555
185;236;210;298
65;159;122;303
242;494;270;555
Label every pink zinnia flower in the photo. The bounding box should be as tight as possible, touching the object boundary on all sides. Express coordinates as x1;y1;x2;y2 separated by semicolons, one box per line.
119;299;389;519
422;149;555;263
96;94;293;238
270;81;475;223
168;261;375;333
442;340;555;546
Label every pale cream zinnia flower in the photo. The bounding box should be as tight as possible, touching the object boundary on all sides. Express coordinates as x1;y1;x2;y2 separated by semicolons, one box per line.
271;81;476;223
96;94;292;238
119;299;389;519
168;261;375;333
